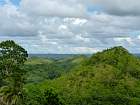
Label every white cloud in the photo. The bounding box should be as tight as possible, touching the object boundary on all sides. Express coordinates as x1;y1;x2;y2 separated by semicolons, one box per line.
137;35;140;40
94;0;140;16
20;0;88;18
114;37;134;45
69;47;100;54
72;18;87;25
0;0;140;53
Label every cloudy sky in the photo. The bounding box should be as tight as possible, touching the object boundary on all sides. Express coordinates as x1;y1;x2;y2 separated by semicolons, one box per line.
0;0;140;54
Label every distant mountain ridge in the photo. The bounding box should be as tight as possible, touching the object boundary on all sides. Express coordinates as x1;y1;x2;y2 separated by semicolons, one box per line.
29;54;92;59
29;53;140;59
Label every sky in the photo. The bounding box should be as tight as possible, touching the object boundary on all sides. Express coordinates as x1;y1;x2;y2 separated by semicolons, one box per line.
0;0;140;54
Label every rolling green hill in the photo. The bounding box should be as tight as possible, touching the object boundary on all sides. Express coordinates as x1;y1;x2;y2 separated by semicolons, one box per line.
24;46;140;105
87;46;140;79
25;57;54;65
24;55;88;83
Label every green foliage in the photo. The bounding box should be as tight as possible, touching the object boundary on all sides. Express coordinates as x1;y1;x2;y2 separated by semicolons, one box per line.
87;46;140;79
88;46;130;68
0;40;28;65
0;40;28;105
24;55;86;83
47;71;61;80
42;89;63;105
1;43;140;105
23;86;63;105
25;46;140;105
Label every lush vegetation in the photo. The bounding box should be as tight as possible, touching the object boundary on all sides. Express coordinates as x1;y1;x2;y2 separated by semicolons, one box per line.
24;55;86;83
1;40;140;105
0;40;28;105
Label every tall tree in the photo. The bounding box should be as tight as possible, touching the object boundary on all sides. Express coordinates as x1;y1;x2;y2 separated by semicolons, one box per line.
0;40;28;105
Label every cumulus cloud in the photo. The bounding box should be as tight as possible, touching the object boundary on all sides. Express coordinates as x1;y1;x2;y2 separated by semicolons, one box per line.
0;3;37;36
20;0;88;18
0;0;140;53
94;0;140;16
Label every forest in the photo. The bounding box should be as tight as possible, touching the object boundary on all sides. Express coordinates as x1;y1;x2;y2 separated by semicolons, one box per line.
1;40;140;105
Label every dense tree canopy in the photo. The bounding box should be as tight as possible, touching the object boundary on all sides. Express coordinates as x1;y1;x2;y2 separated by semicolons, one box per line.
0;40;28;105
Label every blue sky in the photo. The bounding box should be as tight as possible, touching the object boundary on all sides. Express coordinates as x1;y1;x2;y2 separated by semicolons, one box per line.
0;0;140;54
0;0;20;5
10;0;20;5
0;0;6;5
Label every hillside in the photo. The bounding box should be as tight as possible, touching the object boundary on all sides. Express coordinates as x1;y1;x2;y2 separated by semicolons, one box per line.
24;55;87;83
25;46;140;105
87;46;140;79
25;57;54;65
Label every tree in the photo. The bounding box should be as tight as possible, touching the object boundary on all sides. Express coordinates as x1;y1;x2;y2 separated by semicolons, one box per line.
42;89;63;105
47;71;61;80
0;40;28;105
23;88;63;105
